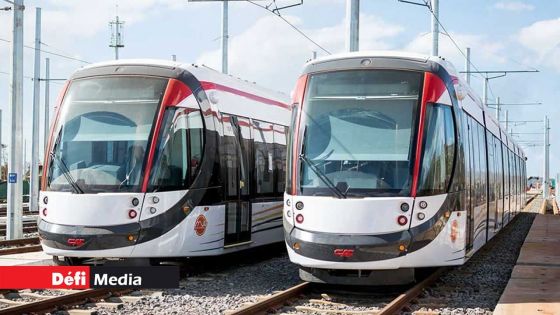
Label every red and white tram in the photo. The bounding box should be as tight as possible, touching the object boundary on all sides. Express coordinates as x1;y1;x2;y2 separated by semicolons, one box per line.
39;60;290;264
284;51;527;285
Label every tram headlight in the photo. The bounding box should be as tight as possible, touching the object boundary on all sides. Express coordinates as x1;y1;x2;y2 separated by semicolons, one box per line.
43;196;48;205
295;201;304;210
152;196;160;204
400;203;410;212
419;201;428;209
128;209;138;219
417;212;426;220
131;198;140;207
397;215;408;226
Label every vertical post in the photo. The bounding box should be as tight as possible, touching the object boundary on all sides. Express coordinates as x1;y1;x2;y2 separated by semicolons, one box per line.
221;1;228;74
465;47;471;84
544;115;549;198
172;54;176;62
31;7;41;214
495;97;500;121
345;0;359;52
44;58;50;152
115;15;119;60
7;0;24;240
482;76;488;108
505;110;509;133
312;51;317;60
431;0;439;56
0;109;2;179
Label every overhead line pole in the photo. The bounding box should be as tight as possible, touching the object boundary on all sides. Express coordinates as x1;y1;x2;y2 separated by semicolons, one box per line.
431;0;439;56
346;0;359;52
221;1;228;73
7;0;24;240
544;115;550;199
465;47;470;84
30;7;41;214
44;57;50;153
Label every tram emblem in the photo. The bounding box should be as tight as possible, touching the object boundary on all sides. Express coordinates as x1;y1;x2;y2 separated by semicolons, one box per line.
194;215;208;236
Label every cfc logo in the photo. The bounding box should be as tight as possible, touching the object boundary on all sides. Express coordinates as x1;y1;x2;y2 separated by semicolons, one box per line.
194;215;208;236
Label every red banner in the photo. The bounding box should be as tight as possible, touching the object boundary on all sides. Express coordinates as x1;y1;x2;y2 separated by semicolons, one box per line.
0;266;90;289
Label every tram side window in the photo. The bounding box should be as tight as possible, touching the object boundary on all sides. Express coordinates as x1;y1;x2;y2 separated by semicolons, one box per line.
477;123;487;206
487;132;495;204
253;120;274;196
149;103;205;191
417;104;455;196
274;125;288;194
470;117;481;205
502;143;510;196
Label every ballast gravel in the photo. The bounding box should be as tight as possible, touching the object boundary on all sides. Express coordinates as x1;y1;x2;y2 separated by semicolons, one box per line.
92;254;300;315
410;212;536;315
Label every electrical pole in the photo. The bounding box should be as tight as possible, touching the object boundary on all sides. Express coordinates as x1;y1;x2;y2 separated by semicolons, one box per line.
44;57;50;152
505;110;509;133
172;54;176;62
544;115;550;198
465;47;470;84
7;0;24;240
482;76;488;108
346;0;359;52
495;97;500;120
109;11;124;60
431;0;439;56
30;7;41;213
221;1;228;74
312;51;317;60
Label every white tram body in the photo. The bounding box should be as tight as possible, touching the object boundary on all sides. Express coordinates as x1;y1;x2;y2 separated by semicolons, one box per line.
284;51;527;285
39;60;290;260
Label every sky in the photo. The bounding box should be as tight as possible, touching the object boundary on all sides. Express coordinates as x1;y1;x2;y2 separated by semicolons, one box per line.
0;0;559;178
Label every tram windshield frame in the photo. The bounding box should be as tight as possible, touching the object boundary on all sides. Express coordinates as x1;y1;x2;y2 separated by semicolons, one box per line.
46;76;167;193
298;69;424;198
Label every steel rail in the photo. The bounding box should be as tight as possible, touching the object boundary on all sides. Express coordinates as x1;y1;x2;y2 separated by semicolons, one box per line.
0;289;132;314
228;282;311;315
378;267;445;315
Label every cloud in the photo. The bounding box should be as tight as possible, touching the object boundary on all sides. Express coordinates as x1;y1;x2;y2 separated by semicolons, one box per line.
494;1;535;12
517;18;560;71
404;32;506;68
196;13;404;93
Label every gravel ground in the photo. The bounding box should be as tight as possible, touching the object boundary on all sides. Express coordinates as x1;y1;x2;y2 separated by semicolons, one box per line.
0;231;38;242
87;251;300;315
410;212;536;315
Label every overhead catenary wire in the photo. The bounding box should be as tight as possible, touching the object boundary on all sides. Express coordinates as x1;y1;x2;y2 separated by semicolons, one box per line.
245;0;331;55
0;37;91;64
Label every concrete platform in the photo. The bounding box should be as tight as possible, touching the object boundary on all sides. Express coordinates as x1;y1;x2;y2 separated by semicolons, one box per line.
494;214;560;315
0;250;52;266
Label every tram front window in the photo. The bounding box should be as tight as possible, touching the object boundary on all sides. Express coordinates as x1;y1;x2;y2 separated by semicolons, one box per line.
299;70;422;197
47;76;167;193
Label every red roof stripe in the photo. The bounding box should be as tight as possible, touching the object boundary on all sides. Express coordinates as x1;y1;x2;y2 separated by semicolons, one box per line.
200;81;289;110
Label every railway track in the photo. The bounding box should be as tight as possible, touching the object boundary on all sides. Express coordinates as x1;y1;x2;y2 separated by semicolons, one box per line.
227;267;446;315
0;288;134;314
0;222;38;237
0;237;41;255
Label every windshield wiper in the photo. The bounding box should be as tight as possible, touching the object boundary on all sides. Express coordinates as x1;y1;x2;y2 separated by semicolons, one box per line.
299;154;346;199
49;151;84;194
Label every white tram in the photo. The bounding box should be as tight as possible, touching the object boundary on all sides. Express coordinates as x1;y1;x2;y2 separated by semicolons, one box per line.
39;60;290;264
284;51;527;285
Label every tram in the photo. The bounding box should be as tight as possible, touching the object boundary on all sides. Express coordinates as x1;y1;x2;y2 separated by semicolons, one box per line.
39;60;290;263
284;51;527;285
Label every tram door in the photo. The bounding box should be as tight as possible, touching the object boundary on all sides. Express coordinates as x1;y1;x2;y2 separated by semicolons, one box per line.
223;114;252;246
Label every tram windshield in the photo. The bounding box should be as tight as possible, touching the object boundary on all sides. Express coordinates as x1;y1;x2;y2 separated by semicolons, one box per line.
46;76;167;193
299;70;422;197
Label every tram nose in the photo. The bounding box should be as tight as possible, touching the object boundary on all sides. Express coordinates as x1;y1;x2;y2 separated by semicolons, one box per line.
38;192;145;226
